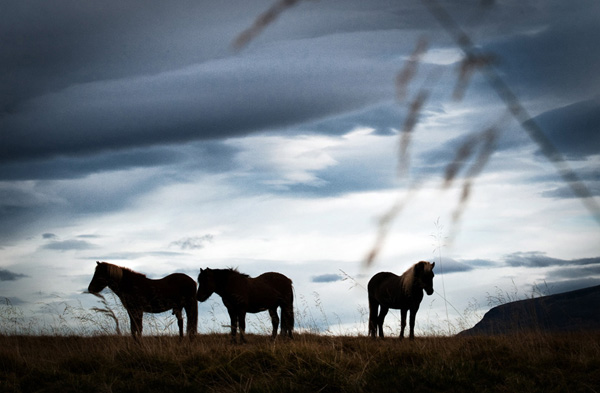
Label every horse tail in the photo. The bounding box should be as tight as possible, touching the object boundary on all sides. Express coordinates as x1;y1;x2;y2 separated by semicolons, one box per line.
281;279;295;337
185;297;198;337
185;281;198;337
367;275;381;338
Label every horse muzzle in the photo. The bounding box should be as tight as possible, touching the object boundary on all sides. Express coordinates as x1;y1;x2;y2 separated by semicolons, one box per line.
196;291;210;302
87;282;105;294
425;287;434;296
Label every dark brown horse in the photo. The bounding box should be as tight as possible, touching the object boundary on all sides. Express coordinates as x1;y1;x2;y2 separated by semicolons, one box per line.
196;268;294;343
368;261;435;340
88;261;198;339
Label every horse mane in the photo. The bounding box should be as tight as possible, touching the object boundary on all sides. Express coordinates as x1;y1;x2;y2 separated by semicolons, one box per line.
401;261;432;294
101;262;146;282
223;267;250;279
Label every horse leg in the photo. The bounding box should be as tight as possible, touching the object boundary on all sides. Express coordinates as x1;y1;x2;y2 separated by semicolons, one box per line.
268;308;279;340
227;308;238;343
173;308;184;339
377;306;389;338
368;296;379;339
238;311;247;344
399;308;408;339
128;310;143;339
409;306;419;340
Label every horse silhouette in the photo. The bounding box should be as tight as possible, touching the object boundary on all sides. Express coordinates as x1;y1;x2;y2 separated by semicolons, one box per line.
368;261;435;340
197;268;294;343
88;261;197;339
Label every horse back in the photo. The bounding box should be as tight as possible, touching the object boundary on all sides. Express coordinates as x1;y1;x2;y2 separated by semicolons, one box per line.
133;273;196;312
368;272;398;294
155;273;196;295
245;272;293;312
368;272;406;308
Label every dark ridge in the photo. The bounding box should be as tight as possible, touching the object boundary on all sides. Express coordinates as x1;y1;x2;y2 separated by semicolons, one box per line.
459;285;600;336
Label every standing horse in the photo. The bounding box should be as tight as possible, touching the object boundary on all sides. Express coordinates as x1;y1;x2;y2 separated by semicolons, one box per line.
196;268;294;343
88;261;198;339
368;261;435;340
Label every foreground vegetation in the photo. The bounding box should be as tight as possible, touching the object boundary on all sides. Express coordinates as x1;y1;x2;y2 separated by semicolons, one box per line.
1;332;599;392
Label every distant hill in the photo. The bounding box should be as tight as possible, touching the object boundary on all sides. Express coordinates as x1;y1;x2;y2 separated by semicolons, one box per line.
459;285;600;336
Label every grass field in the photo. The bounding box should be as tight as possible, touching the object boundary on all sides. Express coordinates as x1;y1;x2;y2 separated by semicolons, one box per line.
1;332;599;393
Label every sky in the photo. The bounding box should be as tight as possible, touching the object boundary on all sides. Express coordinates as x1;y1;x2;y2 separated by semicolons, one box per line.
1;0;599;336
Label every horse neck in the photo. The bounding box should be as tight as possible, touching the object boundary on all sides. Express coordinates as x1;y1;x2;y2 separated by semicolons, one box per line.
213;269;244;297
106;271;124;295
211;270;229;296
400;267;418;295
107;268;140;296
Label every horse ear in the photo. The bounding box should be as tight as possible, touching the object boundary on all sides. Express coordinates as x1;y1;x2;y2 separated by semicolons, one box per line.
96;261;100;265
431;262;435;269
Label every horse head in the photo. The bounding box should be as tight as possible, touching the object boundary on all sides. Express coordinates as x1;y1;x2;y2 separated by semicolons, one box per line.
88;261;110;293
415;261;435;295
196;268;216;302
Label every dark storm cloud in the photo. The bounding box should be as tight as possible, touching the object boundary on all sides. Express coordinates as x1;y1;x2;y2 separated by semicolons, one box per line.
2;0;426;165
0;269;29;282
504;252;600;268
0;140;238;181
0;0;255;113
1;52;395;164
419;96;600;180
1;0;559;167
0;147;180;181
527;98;600;160
483;7;600;102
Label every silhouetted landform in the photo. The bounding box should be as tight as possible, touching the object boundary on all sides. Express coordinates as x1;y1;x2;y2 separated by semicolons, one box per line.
459;285;600;336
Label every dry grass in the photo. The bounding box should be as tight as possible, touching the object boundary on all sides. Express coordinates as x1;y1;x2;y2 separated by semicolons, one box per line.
1;332;599;392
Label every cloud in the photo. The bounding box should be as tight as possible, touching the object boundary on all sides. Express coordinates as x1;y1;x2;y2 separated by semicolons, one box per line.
547;265;600;280
527;98;600;160
0;33;396;165
311;274;343;283
42;239;97;251
504;252;600;268
0;140;239;181
42;233;58;240
482;7;600;101
434;258;475;274
541;278;600;295
170;235;214;250
0;269;28;281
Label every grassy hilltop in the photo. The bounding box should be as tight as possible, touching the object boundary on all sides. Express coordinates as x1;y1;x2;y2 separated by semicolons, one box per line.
1;332;599;393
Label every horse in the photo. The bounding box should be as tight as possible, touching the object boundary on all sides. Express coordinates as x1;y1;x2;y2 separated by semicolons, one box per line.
368;261;435;340
87;261;198;339
196;268;294;343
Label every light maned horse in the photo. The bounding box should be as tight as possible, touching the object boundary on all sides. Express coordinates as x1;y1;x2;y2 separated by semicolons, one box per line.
88;261;197;339
368;261;435;340
197;268;294;343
